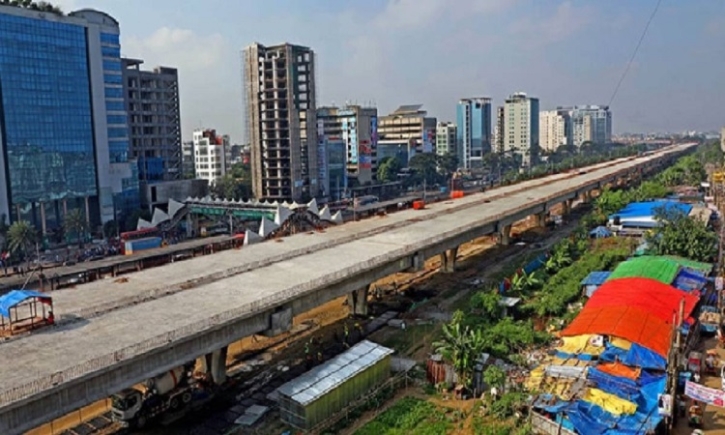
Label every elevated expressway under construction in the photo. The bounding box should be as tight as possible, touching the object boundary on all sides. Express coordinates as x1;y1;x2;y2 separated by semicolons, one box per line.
0;143;696;434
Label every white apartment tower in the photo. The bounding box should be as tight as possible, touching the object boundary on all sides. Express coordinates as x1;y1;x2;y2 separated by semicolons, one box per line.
568;105;612;146
436;122;457;156
243;42;318;201
504;92;540;167
193;129;230;185
539;110;570;152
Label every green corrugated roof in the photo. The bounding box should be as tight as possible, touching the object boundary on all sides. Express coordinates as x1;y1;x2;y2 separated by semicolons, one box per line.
607;256;681;285
661;255;713;273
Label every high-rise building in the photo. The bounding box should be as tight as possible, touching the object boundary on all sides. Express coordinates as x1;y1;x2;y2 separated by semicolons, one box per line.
192;129;230;185
504;92;540;167
539;110;571;152
456;98;492;169
435;122;457;156
495;106;505;154
182;141;195;178
316;106;378;190
243;42;318;201
377;105;436;166
122;58;182;182
566;105;611;146
0;5;139;234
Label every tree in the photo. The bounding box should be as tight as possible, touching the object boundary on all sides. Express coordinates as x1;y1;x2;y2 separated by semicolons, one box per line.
436;152;459;180
470;291;502;323
433;311;486;390
103;220;119;239
63;209;88;248
483;365;506;391
510;271;542;294
646;207;718;262
7;221;37;266
408;153;439;185
376;157;402;183
211;174;251;200
123;209;152;232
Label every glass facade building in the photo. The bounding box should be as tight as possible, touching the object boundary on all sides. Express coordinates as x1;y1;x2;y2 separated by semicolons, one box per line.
456;98;492;170
0;12;98;226
0;6;139;232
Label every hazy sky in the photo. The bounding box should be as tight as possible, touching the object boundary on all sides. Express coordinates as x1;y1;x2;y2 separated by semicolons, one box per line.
56;0;725;142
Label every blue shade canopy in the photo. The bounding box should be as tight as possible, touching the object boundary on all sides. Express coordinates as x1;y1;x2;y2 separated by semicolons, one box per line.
0;290;51;317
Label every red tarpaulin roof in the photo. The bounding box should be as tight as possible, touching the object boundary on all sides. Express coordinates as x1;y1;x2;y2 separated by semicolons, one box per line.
583;277;698;323
561;306;673;357
561;278;696;357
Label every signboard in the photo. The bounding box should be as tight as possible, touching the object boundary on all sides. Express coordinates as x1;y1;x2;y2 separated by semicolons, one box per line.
657;394;672;417
716;276;723;292
685;381;725;407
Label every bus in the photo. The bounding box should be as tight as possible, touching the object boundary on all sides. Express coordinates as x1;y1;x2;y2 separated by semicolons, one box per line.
120;227;160;242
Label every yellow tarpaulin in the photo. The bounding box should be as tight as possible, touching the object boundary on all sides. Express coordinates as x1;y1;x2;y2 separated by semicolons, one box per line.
582;388;637;416
557;334;605;356
610;336;633;350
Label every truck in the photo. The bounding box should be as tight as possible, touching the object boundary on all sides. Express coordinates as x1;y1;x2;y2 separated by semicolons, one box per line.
111;362;218;429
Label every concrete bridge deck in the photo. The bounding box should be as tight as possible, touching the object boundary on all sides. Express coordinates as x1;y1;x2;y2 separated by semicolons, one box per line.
0;144;694;434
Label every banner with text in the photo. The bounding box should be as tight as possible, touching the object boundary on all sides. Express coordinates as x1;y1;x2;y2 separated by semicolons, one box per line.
685;381;725;407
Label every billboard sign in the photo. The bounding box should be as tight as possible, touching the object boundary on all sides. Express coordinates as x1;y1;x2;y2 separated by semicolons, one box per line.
685;381;725;407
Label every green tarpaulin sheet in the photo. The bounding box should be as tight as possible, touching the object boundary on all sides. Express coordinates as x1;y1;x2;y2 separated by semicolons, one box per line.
607;256;681;285
661;255;712;273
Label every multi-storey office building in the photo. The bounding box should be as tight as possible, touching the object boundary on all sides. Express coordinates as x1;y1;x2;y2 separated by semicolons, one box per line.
243;42;318;201
494;106;505;155
0;5;138;233
122;58;182;182
566;105;612;146
503;92;540;167
539;110;571;152
192;129;230;185
456;98;492;169
377;105;436;165
435;122;457;157
316;105;378;189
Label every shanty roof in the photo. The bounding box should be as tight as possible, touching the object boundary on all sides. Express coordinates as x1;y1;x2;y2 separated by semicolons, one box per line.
581;271;611;287
561;278;698;357
277;340;393;406
0;290;51;318
607;256;681;285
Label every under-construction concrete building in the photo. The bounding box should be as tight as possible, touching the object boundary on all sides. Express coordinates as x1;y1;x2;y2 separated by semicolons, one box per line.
122;58;182;182
243;43;318;201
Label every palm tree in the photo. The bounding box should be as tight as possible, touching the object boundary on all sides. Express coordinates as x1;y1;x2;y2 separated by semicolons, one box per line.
7;221;37;268
510;271;542;293
63;209;88;248
433;319;486;391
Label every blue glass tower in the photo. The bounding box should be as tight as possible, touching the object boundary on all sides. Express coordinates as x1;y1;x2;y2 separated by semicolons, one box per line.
456;98;492;170
0;5;138;233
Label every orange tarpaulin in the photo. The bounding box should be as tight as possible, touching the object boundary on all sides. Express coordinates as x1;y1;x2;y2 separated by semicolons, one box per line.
585;277;698;322
597;362;641;380
561;305;673;357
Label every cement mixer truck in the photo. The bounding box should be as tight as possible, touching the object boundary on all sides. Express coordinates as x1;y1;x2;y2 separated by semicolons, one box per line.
110;362;214;428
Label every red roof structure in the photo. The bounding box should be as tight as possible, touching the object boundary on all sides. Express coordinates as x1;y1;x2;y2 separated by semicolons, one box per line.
561;278;697;357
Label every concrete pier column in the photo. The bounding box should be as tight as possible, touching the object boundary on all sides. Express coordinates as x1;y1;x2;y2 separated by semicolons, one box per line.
533;212;547;228
347;286;369;316
39;202;47;235
562;199;573;215
84;196;90;225
209;346;228;385
498;224;512;246
440;247;458;273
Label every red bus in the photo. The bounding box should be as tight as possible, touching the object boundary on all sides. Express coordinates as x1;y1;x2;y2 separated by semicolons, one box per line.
120;227;160;242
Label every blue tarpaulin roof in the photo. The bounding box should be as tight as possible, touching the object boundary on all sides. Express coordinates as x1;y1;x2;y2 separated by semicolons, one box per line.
673;269;708;292
582;271;612;287
590;226;613;238
609;201;693;220
0;290;50;317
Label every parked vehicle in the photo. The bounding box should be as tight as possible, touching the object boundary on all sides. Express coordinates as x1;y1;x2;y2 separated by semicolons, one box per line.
111;362;222;429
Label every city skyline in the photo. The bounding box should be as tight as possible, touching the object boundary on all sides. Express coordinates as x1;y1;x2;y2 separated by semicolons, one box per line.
50;0;725;142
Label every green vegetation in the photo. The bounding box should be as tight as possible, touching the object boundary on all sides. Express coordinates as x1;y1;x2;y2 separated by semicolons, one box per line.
0;0;64;15
211;162;253;200
353;397;452;435
432;311;486;388
63;208;88;248
647;207;718;262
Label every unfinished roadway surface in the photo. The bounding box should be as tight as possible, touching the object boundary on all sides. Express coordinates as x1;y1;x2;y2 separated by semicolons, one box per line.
0;143;695;434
